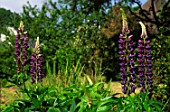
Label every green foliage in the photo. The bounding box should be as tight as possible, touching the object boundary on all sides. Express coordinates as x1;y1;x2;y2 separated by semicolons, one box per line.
150;29;170;109
2;82;116;112
116;92;164;112
2;57;168;112
0;36;16;80
19;0;111;78
58;82;115;112
1;58;116;112
0;8;21;85
0;35;30;86
0;8;21;34
1;1;139;81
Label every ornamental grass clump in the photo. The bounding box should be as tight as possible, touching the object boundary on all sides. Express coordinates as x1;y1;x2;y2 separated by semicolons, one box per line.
14;21;29;74
118;8;136;94
138;22;153;97
30;37;43;83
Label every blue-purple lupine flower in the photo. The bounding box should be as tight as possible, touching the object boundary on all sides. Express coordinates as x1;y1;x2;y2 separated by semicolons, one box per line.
30;37;43;83
14;21;29;74
119;8;136;94
138;22;153;97
30;54;36;83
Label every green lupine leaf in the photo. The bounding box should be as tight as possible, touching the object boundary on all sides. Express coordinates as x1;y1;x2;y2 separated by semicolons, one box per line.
69;100;76;112
143;103;149;111
97;105;112;112
47;107;60;112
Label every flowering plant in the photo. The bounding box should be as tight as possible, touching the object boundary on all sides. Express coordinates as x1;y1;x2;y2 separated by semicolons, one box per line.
118;8;136;94
119;9;153;97
30;37;43;83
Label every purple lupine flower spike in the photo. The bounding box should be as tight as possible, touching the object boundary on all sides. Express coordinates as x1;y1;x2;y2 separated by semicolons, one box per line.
138;22;153;97
14;21;29;74
37;54;43;82
30;37;43;84
119;8;136;94
30;54;36;83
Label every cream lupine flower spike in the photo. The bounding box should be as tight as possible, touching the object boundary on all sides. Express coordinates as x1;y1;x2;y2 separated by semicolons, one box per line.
139;21;148;38
120;8;128;32
34;37;40;54
19;21;24;31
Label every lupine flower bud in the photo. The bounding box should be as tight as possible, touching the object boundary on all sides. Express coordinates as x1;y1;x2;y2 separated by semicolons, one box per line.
118;8;136;94
120;8;128;33
138;22;153;97
30;37;43;83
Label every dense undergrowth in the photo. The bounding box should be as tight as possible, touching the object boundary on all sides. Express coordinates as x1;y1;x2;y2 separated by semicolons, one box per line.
0;57;168;112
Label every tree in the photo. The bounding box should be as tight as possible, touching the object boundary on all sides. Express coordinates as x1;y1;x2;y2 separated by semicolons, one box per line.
0;8;21;34
125;0;170;35
18;0;113;77
0;8;21;80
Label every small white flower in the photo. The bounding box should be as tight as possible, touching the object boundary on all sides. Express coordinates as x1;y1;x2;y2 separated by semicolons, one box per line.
7;27;17;35
0;34;7;42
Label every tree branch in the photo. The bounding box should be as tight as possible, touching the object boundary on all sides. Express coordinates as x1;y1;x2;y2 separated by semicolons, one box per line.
151;0;160;27
133;1;151;21
127;6;157;24
163;0;170;9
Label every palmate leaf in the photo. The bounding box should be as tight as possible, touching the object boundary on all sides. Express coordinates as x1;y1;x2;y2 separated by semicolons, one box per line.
152;104;162;111
161;98;170;111
47;107;60;112
89;91;102;99
69;100;76;112
91;82;105;91
3;84;16;88
1;105;14;112
32;98;39;108
96;97;114;112
149;100;163;106
60;108;68;112
47;107;61;112
97;105;112;112
76;101;88;112
143;102;149;111
53;98;59;107
148;100;163;111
